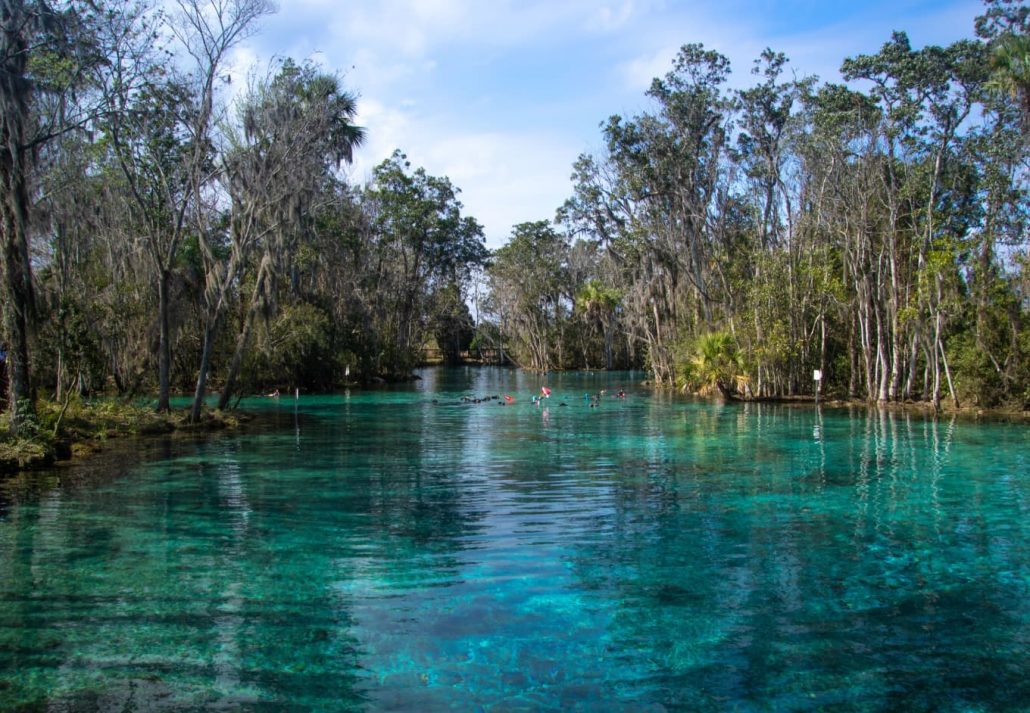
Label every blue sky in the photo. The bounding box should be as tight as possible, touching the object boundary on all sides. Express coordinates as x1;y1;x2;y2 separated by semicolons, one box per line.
232;0;984;247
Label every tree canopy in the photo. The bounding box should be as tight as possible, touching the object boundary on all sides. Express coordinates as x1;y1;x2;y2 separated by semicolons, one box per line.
2;0;1028;432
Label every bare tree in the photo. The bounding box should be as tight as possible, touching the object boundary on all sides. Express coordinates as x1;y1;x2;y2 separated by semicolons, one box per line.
103;0;273;412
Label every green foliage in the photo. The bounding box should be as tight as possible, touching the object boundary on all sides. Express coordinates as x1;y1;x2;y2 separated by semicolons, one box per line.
33;296;110;397
674;331;748;398
369;151;488;284
432;284;475;365
247;302;333;389
985;32;1030;125
487;221;571;371
575;280;620;316
0;434;51;471
359;151;488;374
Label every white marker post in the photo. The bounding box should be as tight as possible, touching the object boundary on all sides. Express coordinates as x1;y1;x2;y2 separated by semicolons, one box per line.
813;369;822;405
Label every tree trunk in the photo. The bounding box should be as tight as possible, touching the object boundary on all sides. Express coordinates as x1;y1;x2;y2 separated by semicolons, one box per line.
0;0;36;430
940;337;959;410
0;201;33;427
218;255;271;410
604;313;614;370
189;319;219;422
156;267;172;412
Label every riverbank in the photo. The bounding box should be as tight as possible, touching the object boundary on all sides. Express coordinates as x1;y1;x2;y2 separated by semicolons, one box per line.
744;394;1030;423
4;379;1027;476
652;377;1030;423
0;399;242;474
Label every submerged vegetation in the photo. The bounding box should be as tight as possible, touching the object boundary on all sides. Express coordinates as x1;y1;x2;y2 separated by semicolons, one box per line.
1;0;1028;462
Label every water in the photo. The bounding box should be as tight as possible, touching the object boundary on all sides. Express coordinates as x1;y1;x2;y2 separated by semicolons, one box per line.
1;368;1027;711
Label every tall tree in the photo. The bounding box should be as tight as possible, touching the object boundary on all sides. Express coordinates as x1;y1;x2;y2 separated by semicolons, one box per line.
102;0;272;413
363;152;487;375
487;221;570;371
1;0;102;430
986;32;1030;130
211;60;364;415
574;279;620;370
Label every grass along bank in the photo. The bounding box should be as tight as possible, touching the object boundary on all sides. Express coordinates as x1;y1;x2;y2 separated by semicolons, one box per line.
0;399;241;474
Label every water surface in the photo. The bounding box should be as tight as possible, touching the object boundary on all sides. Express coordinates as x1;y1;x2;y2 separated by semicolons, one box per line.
1;368;1028;711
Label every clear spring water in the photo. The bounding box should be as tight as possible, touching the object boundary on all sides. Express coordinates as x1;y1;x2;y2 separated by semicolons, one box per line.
0;368;1027;711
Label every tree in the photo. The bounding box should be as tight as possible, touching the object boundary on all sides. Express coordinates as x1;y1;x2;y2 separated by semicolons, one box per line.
676;330;747;399
487;221;570;371
197;59;363;418
561;44;735;383
431;283;475;366
986;32;1030;131
575;280;620;369
733;50;817;397
1;0;104;431
363;152;487;375
102;0;273;413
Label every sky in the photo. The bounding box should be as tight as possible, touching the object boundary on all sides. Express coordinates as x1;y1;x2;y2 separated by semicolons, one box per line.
231;0;985;248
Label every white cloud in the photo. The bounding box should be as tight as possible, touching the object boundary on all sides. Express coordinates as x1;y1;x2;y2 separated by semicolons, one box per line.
276;0;652;65
588;1;636;32
617;46;677;92
249;1;608;245
350;102;577;247
348;98;415;180
614;0;982;99
423;132;578;246
233;0;984;253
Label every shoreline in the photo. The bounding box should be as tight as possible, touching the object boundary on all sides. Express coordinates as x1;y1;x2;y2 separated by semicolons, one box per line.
642;376;1030;424
0;403;247;476
732;394;1030;423
4;377;1028;477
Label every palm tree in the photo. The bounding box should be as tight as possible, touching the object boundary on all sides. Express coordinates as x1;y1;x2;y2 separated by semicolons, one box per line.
679;331;748;399
986;32;1030;133
212;61;365;414
575;280;620;369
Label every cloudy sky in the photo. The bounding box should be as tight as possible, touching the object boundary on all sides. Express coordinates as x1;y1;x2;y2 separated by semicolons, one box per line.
233;0;983;247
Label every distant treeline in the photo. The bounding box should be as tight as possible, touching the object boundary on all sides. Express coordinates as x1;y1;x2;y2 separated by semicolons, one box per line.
484;0;1029;410
1;1;1028;439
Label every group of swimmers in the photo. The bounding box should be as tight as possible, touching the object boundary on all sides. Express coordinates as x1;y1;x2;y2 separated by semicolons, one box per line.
267;386;628;406
585;388;627;407
448;386;628;408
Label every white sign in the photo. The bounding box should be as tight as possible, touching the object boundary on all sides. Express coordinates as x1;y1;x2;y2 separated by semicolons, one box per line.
813;370;822;381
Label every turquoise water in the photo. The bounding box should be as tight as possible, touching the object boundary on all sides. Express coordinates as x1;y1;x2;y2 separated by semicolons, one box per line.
1;368;1028;711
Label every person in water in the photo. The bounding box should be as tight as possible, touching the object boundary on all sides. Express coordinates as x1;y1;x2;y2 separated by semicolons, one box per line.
268;389;280;398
